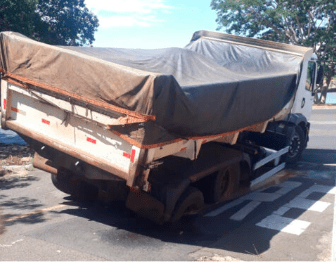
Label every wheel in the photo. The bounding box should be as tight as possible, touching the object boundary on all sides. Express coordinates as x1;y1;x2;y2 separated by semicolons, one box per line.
51;168;98;201
170;187;204;223
286;125;306;164
51;168;74;195
206;165;240;203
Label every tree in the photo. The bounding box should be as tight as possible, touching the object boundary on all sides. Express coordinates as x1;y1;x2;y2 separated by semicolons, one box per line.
211;0;336;104
0;0;99;46
35;0;99;46
0;0;38;37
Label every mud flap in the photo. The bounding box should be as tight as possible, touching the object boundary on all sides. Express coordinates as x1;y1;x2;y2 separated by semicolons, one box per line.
126;188;165;224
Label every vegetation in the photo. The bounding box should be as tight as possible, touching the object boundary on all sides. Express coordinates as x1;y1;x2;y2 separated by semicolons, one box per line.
0;0;99;46
211;0;336;103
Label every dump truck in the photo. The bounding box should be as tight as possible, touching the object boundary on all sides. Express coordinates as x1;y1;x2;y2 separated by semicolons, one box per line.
0;30;322;224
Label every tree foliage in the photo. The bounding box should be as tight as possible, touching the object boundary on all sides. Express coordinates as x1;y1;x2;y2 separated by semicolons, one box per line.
0;0;38;36
0;0;99;46
211;0;336;103
35;0;99;46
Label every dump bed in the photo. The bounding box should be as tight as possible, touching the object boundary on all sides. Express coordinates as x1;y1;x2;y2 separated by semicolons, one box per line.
0;30;313;188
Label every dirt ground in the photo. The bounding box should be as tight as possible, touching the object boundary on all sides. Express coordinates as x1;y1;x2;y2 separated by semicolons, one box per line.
0;145;34;167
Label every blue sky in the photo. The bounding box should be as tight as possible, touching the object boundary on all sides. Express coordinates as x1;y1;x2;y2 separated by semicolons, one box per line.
84;0;336;103
84;0;218;49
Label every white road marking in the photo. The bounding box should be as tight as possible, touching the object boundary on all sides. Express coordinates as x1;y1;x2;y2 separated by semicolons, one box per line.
242;192;282;202
205;197;246;217
256;184;334;235
273;206;291;216
256;214;310;236
230;201;261;221
298;185;336;199
205;181;301;217
284;197;330;212
205;180;335;237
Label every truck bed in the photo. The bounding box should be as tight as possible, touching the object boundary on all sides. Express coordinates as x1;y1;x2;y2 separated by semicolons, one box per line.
0;31;312;146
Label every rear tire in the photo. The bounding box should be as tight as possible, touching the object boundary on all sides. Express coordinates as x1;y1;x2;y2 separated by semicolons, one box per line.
206;165;240;203
170;187;204;223
51;168;98;202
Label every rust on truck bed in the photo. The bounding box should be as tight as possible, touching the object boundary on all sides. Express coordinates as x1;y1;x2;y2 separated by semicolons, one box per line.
5;120;132;183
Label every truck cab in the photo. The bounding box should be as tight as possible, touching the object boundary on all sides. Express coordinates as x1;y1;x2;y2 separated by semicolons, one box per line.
245;55;321;164
291;55;318;120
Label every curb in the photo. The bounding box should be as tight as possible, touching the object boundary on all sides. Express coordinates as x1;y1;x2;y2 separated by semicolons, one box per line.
1;164;33;175
2;164;33;171
312;104;336;110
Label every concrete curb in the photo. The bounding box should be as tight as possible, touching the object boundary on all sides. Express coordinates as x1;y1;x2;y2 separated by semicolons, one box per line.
312;104;336;110
1;164;33;172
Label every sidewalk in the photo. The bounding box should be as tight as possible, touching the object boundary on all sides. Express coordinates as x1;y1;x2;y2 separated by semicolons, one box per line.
313;104;336;109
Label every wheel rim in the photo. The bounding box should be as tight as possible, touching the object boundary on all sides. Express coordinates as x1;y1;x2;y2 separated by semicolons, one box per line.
288;132;301;158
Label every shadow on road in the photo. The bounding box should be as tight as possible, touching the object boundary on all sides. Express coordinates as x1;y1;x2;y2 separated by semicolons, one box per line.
0;174;47;227
301;148;336;165
0;175;39;190
53;173;332;259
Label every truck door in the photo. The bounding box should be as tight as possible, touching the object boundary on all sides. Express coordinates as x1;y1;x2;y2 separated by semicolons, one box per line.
291;60;317;120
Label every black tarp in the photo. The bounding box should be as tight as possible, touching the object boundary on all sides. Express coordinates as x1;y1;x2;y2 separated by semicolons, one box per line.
0;31;308;147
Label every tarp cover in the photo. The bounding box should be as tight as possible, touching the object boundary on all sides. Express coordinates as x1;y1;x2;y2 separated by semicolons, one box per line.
0;31;304;146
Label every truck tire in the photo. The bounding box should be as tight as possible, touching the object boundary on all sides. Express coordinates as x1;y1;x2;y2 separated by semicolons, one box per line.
51;169;98;202
206;165;239;203
286;125;305;164
170;187;204;223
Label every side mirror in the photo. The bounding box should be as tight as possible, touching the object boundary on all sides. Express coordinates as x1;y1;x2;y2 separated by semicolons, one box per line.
316;65;324;85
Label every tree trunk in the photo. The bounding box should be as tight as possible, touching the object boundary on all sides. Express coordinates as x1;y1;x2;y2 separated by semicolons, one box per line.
314;84;322;103
319;76;332;104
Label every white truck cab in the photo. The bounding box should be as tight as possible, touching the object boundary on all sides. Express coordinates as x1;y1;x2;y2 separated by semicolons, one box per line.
291;55;319;120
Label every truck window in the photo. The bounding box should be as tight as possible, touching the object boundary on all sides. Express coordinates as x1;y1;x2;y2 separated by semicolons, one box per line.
305;61;316;91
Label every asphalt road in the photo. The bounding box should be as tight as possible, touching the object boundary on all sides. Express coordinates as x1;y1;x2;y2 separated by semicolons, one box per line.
0;108;335;261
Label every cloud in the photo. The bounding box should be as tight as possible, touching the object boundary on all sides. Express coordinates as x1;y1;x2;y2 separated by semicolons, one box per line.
98;15;163;28
85;0;172;28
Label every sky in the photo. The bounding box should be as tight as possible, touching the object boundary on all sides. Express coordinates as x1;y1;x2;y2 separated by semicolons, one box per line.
84;0;336;104
84;0;218;49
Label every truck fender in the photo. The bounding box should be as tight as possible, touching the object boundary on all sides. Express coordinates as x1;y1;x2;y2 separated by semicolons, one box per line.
287;113;308;127
160;178;191;222
284;113;310;146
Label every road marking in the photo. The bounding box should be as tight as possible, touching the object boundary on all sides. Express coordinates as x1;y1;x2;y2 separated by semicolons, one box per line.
205;181;302;217
205;180;335;237
256;214;310;236
230;201;261;221
285;197;330;212
256;184;334;236
4;205;66;223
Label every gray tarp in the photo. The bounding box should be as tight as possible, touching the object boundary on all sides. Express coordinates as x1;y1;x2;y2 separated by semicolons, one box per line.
0;31;304;147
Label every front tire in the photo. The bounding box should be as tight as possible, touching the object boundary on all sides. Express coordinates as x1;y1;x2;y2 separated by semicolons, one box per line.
286;125;306;164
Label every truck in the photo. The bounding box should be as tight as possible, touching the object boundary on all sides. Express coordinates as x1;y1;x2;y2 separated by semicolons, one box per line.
0;30;322;224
